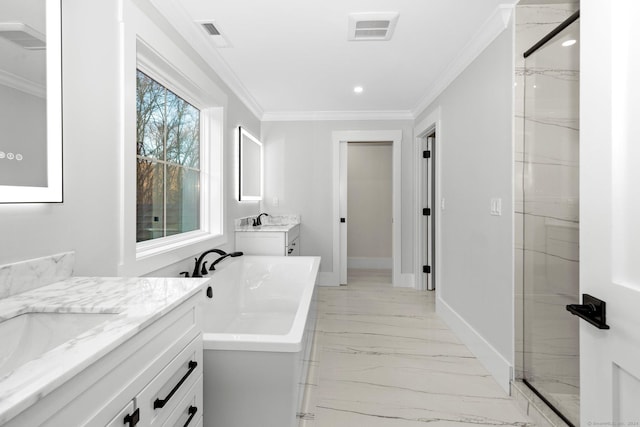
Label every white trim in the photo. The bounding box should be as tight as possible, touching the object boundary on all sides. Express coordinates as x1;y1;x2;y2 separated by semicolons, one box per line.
262;110;414;122
0;70;45;98
347;257;392;270
332;130;403;287
437;296;512;393
414;108;442;292
317;272;339;287
411;4;514;117
399;273;415;288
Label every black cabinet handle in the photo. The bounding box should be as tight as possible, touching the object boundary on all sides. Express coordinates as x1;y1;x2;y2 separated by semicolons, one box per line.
154;361;198;409
123;408;140;426
566;294;610;330
184;406;198;427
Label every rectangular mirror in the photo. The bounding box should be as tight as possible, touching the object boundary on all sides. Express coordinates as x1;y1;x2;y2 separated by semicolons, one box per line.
0;0;62;203
238;127;262;201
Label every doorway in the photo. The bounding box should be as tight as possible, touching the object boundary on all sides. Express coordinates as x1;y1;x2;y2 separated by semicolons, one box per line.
346;142;393;283
419;131;436;291
332;130;402;287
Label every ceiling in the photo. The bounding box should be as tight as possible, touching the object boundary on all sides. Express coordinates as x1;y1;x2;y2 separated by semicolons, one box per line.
153;0;519;119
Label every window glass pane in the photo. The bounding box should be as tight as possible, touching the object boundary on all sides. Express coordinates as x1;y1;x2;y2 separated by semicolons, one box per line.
165;165;200;237
136;70;165;160
136;69;201;245
137;159;164;242
166;90;200;168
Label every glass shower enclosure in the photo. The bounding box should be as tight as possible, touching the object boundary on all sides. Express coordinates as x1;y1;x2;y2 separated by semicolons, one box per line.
517;8;580;426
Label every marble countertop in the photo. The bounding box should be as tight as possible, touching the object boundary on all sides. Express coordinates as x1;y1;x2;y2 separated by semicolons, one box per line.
0;276;209;424
235;223;299;232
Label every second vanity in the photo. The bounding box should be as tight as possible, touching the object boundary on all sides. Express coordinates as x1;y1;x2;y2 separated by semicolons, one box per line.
235;214;300;256
0;274;209;427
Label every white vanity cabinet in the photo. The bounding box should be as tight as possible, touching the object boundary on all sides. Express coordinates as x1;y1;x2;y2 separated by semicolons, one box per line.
236;224;300;256
4;292;204;427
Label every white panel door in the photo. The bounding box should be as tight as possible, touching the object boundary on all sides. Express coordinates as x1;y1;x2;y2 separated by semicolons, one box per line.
581;0;640;423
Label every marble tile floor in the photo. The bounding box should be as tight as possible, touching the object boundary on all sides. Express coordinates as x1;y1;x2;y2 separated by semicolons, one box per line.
299;269;535;426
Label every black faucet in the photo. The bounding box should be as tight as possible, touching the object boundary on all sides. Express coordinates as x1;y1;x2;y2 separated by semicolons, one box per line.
191;249;227;278
209;251;243;271
253;212;269;226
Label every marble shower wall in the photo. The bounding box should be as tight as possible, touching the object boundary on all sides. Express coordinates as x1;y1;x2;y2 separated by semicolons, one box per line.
514;1;580;399
0;252;74;299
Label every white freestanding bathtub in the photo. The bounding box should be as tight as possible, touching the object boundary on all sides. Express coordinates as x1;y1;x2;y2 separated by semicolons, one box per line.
201;255;320;427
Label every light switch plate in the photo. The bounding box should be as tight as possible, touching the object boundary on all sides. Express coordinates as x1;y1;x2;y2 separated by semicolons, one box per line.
490;198;502;216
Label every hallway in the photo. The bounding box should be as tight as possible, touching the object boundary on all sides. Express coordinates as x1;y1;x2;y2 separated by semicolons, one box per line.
299;270;533;426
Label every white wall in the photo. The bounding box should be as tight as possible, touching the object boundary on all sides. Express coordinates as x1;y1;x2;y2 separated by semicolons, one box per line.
414;20;515;390
347;142;393;269
0;0;121;275
0;0;260;277
261;119;414;279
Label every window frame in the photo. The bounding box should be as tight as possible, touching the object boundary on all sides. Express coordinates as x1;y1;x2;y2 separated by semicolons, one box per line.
135;59;222;260
119;29;227;276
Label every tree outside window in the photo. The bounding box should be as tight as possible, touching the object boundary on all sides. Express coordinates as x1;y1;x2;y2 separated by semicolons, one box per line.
136;70;200;242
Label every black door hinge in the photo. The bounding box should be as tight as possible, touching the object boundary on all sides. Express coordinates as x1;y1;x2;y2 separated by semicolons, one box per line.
423;150;431;159
422;208;431;216
423;265;431;274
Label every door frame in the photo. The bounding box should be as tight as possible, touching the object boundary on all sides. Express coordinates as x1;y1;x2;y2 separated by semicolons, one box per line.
332;130;402;286
414;108;442;292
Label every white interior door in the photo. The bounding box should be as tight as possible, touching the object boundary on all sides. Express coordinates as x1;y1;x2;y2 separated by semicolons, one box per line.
581;0;640;422
421;135;435;291
339;141;348;285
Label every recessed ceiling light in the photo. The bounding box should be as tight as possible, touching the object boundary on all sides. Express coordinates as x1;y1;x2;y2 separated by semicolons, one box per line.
353;86;364;94
562;39;577;47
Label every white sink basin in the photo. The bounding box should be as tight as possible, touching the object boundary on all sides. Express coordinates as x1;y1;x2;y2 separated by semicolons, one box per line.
0;312;117;377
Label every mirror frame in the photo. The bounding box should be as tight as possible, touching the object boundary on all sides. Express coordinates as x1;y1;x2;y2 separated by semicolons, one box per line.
0;0;63;203
237;126;263;202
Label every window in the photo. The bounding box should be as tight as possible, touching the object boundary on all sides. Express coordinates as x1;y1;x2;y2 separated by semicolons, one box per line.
136;70;201;243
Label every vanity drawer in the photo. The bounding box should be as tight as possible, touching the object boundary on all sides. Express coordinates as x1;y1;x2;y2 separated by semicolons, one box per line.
105;401;135;427
161;374;203;427
137;336;203;426
287;237;300;256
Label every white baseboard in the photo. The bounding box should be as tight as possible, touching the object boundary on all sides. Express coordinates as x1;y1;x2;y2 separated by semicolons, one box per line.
396;273;415;288
317;271;339;287
347;257;392;269
436;296;512;393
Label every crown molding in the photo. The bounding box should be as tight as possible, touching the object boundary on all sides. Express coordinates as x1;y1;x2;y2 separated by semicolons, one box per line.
411;3;514;117
0;69;45;98
149;0;264;120
262;110;414;122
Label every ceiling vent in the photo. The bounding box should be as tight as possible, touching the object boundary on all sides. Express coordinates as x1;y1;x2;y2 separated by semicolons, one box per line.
348;12;399;41
0;23;45;50
197;21;231;48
